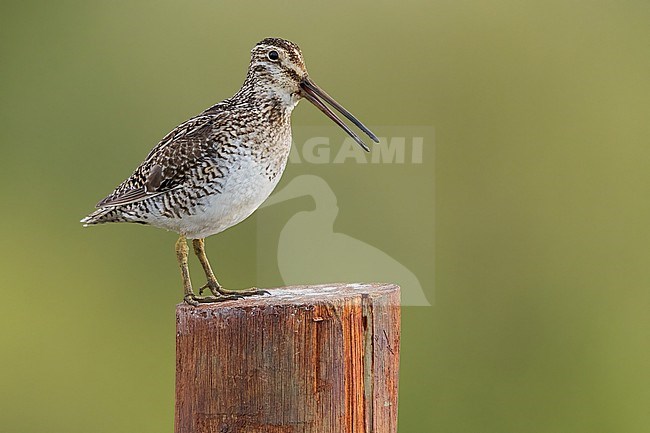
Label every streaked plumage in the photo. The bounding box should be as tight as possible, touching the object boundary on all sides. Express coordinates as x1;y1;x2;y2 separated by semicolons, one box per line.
81;37;377;305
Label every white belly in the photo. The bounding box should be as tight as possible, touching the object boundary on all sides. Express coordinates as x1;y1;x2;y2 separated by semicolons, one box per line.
152;155;286;239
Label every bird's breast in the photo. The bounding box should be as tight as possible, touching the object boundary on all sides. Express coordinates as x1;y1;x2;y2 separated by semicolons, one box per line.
179;134;292;238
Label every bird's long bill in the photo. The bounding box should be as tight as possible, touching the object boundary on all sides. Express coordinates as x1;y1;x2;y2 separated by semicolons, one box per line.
300;78;378;152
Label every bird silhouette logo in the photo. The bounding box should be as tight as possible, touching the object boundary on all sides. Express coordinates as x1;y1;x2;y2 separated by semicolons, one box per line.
260;174;431;306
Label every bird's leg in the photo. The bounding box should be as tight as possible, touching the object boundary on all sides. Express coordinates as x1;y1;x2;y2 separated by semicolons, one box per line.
176;235;194;300
176;235;240;306
192;237;222;295
192;238;269;297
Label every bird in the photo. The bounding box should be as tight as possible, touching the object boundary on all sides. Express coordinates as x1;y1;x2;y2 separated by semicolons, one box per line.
80;37;378;306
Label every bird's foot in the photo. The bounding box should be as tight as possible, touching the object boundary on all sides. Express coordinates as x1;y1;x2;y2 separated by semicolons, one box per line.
221;286;271;297
184;292;243;306
199;280;270;297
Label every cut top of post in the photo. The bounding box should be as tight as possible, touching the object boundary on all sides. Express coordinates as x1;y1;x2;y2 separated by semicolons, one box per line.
176;282;400;314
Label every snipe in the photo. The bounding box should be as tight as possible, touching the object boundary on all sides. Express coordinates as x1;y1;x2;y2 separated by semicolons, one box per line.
81;37;378;305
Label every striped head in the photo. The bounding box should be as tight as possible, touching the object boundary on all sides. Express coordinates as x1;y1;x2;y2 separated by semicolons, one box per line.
247;38;307;106
246;37;378;151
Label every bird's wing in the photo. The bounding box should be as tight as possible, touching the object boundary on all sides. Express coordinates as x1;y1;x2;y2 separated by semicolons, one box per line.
96;114;217;208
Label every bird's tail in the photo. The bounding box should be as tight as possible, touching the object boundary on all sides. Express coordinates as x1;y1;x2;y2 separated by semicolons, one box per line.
80;207;130;226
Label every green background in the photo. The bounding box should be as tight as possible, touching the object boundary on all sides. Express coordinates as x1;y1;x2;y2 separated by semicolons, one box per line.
1;1;649;432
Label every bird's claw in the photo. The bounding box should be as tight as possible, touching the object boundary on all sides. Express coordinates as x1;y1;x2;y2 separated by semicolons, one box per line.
218;286;270;297
198;281;270;298
198;283;209;296
184;293;244;306
199;280;222;297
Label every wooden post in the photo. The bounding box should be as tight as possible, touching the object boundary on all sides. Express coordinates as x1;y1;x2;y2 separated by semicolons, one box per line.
175;283;400;433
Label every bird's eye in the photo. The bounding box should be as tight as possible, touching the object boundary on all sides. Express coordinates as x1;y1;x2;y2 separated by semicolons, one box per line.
267;50;279;61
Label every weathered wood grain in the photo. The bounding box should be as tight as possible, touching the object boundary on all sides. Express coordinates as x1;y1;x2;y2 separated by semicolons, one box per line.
175;283;400;433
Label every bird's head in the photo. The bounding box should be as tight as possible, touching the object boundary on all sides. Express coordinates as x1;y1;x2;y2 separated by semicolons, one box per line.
249;38;307;103
247;37;378;151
